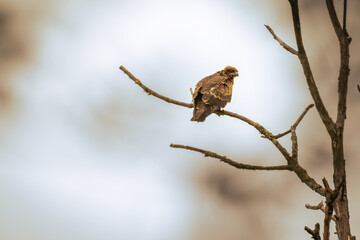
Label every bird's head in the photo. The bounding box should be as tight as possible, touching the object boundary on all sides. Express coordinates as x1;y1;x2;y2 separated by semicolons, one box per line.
224;66;239;78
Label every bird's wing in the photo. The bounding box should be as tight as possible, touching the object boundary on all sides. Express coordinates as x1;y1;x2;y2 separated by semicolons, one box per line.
192;71;224;100
194;72;233;108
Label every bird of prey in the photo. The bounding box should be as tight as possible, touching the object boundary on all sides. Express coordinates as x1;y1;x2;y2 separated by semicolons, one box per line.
191;66;239;122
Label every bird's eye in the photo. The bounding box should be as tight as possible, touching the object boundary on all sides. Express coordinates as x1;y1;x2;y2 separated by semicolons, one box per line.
228;69;234;73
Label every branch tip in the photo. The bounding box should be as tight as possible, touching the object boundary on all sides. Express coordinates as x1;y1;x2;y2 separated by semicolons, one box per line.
264;24;298;55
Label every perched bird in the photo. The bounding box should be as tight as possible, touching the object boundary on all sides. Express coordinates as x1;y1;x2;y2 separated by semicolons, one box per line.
191;66;239;122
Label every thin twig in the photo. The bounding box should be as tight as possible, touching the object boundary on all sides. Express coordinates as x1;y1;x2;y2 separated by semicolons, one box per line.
119;66;193;108
170;143;291;171
292;104;315;128
274;104;314;139
264;25;298;55
305;223;321;240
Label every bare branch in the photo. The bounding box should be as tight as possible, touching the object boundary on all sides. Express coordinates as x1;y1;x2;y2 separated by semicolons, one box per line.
215;110;296;166
288;0;336;137
324;0;351;129
170;143;291;171
273;131;290;139
275;104;314;139
305;223;321;240
119;66;193;108
264;25;298;55
291;165;325;196
199;110;326;196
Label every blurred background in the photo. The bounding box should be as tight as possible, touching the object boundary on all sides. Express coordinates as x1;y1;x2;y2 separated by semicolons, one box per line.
0;0;359;239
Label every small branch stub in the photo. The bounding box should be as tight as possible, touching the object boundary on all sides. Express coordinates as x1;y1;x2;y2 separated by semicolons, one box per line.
305;223;321;240
305;201;337;222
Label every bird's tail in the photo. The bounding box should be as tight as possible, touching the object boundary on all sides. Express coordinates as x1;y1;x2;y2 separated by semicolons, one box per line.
191;102;219;122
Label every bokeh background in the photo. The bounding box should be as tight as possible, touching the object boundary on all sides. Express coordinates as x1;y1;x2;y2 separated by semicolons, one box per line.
0;0;359;239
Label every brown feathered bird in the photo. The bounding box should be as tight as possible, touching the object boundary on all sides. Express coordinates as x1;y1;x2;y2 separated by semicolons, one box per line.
191;66;239;122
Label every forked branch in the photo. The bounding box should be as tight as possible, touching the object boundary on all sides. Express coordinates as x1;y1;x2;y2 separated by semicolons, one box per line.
120;66;325;196
274;104;314;139
305;223;321;240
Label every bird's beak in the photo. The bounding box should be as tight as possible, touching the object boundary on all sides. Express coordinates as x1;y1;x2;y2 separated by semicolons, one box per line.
236;73;239;77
